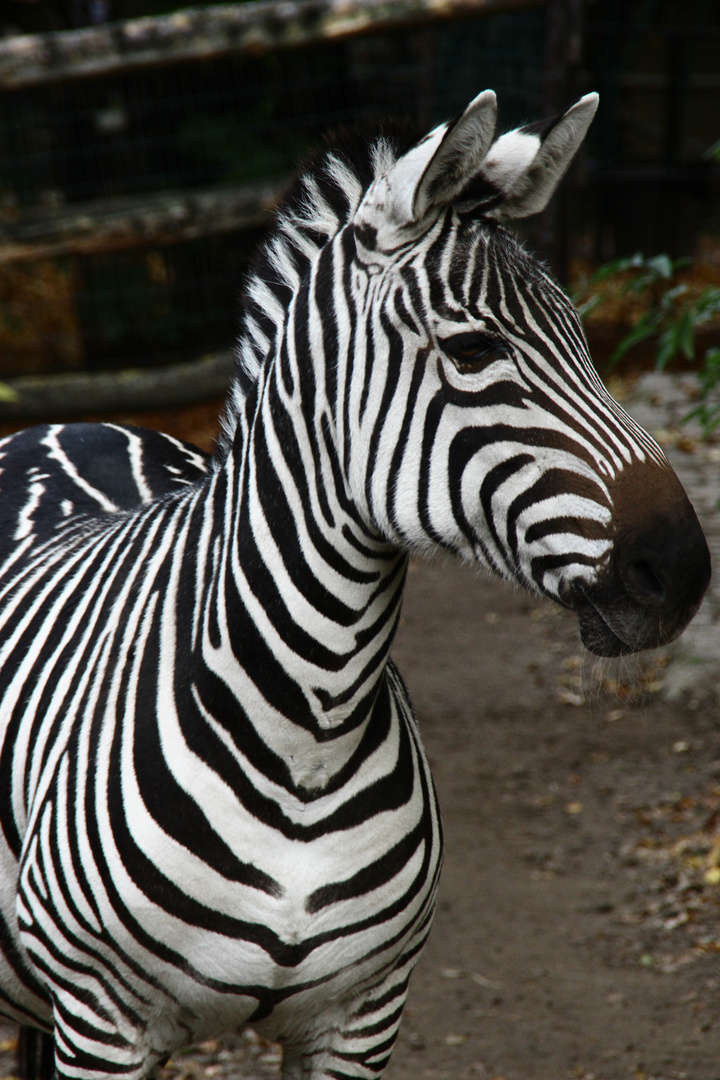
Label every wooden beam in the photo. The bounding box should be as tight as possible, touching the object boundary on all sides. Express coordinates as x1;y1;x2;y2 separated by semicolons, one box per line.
0;350;235;420
0;180;283;265
0;0;546;90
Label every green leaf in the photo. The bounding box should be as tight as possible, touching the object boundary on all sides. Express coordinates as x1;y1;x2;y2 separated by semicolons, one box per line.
646;254;674;280
0;382;18;403
656;330;677;370
697;347;720;395
610;315;658;365
575;295;601;319
684;400;720;436
590;254;644;284
692;286;720;322
676;309;696;361
683;347;720;438
654;309;696;370
660;283;688;309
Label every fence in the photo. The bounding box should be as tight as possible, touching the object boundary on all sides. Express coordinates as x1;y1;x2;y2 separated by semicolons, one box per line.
0;0;547;413
585;2;720;265
0;0;718;418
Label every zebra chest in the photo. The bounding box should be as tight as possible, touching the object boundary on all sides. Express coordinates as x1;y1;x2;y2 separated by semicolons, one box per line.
13;661;438;1052
22;737;430;957
143;795;427;951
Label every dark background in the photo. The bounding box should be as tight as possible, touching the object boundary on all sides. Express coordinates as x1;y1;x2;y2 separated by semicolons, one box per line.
0;0;718;377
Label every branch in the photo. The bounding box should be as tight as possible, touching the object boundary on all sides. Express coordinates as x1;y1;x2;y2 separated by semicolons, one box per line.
0;350;235;420
0;0;545;89
0;181;283;265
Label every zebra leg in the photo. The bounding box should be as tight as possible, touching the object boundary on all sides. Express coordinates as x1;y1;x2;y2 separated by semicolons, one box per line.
281;961;414;1080
48;1002;153;1080
17;1027;55;1080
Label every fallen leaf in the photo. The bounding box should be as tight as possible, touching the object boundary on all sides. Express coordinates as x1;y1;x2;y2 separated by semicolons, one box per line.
559;690;585;707
470;972;502;989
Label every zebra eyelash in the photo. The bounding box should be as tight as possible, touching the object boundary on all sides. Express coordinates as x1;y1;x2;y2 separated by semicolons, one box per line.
440;331;513;374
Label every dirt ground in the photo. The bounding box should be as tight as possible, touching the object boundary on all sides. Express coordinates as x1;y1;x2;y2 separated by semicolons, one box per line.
388;563;720;1080
0;382;719;1080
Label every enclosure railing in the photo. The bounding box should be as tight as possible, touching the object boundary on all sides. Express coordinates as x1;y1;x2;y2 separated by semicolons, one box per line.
0;0;546;90
0;0;548;418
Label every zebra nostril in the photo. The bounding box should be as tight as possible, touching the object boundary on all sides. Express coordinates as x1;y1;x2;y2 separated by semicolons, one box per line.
622;558;666;605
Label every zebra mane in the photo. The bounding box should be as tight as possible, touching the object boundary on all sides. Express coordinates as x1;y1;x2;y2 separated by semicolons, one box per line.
215;121;420;461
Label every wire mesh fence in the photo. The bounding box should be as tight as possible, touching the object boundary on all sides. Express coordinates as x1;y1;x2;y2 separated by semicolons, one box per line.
0;3;546;383
0;0;718;406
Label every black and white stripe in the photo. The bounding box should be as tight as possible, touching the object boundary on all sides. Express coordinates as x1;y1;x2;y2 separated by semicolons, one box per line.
0;91;709;1080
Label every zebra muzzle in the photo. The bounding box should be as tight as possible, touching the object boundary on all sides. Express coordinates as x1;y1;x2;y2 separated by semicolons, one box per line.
569;459;711;657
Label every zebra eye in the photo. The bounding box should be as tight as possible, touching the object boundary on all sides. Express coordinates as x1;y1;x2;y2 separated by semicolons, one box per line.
442;332;510;373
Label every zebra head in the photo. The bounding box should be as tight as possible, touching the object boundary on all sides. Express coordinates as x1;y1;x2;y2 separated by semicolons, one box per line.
343;91;710;656
230;92;710;659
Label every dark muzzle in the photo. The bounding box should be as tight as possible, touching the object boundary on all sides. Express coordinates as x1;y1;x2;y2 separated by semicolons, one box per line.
569;458;711;657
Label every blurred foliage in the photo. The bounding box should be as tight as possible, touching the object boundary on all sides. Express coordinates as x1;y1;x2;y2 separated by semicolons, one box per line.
576;253;720;437
0;260;83;377
685;347;720;436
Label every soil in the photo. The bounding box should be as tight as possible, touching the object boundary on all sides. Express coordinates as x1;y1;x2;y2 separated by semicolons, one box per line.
0;378;719;1080
388;565;720;1080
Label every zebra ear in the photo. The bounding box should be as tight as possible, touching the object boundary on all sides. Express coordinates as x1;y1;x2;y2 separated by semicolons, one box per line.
400;89;498;220
476;93;599;221
355;90;497;244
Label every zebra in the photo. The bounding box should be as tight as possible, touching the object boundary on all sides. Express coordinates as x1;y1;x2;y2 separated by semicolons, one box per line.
0;89;711;1080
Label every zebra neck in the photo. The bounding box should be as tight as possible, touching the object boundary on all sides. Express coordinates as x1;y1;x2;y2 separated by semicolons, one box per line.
203;372;408;787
